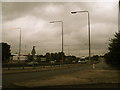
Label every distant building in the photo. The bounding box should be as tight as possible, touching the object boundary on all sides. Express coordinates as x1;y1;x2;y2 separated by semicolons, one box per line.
13;55;27;61
10;53;28;63
40;57;46;62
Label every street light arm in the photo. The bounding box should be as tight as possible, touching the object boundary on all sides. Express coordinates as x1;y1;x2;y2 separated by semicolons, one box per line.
50;21;62;23
78;11;88;13
50;21;54;23
71;11;89;14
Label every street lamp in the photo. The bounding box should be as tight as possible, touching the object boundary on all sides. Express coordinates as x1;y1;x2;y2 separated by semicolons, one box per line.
71;10;91;61
50;21;64;63
16;28;21;63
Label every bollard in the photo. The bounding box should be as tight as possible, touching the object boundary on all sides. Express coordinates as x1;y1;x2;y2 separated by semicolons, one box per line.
92;64;95;69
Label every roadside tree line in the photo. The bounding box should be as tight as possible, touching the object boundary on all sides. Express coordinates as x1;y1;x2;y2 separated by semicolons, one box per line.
104;31;120;69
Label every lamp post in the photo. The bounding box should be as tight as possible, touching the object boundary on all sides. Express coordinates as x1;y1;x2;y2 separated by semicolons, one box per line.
16;28;21;63
71;10;91;61
118;0;120;82
50;21;64;63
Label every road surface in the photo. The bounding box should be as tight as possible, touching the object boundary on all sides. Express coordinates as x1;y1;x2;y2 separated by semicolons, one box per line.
3;58;118;88
2;64;91;88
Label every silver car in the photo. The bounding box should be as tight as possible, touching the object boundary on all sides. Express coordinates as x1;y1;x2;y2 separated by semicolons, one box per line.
27;61;39;66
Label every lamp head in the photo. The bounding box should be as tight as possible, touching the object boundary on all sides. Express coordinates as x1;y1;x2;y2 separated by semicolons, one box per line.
71;12;77;14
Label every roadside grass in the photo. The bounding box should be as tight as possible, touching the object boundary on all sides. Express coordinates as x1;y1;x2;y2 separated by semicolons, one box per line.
2;63;88;74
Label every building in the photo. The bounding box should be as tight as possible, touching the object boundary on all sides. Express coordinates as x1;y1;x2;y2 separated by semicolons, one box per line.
11;53;28;63
40;57;46;62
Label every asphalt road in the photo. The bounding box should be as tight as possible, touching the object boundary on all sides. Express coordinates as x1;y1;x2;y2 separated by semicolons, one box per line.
2;64;91;88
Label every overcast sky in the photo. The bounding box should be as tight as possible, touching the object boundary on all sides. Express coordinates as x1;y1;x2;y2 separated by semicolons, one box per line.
2;1;118;57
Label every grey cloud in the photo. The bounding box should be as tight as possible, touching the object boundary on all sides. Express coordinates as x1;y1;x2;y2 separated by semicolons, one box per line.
3;2;36;21
2;2;118;57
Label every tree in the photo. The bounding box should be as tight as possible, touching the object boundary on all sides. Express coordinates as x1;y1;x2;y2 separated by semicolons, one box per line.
104;31;120;68
1;42;11;63
45;52;51;62
45;52;65;62
92;55;99;61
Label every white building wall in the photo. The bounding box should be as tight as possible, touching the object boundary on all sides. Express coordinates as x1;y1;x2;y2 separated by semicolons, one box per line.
13;56;27;61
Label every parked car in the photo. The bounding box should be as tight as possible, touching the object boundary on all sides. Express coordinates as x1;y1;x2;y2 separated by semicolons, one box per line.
27;61;39;66
78;60;87;64
50;61;55;64
72;60;76;63
78;56;87;64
